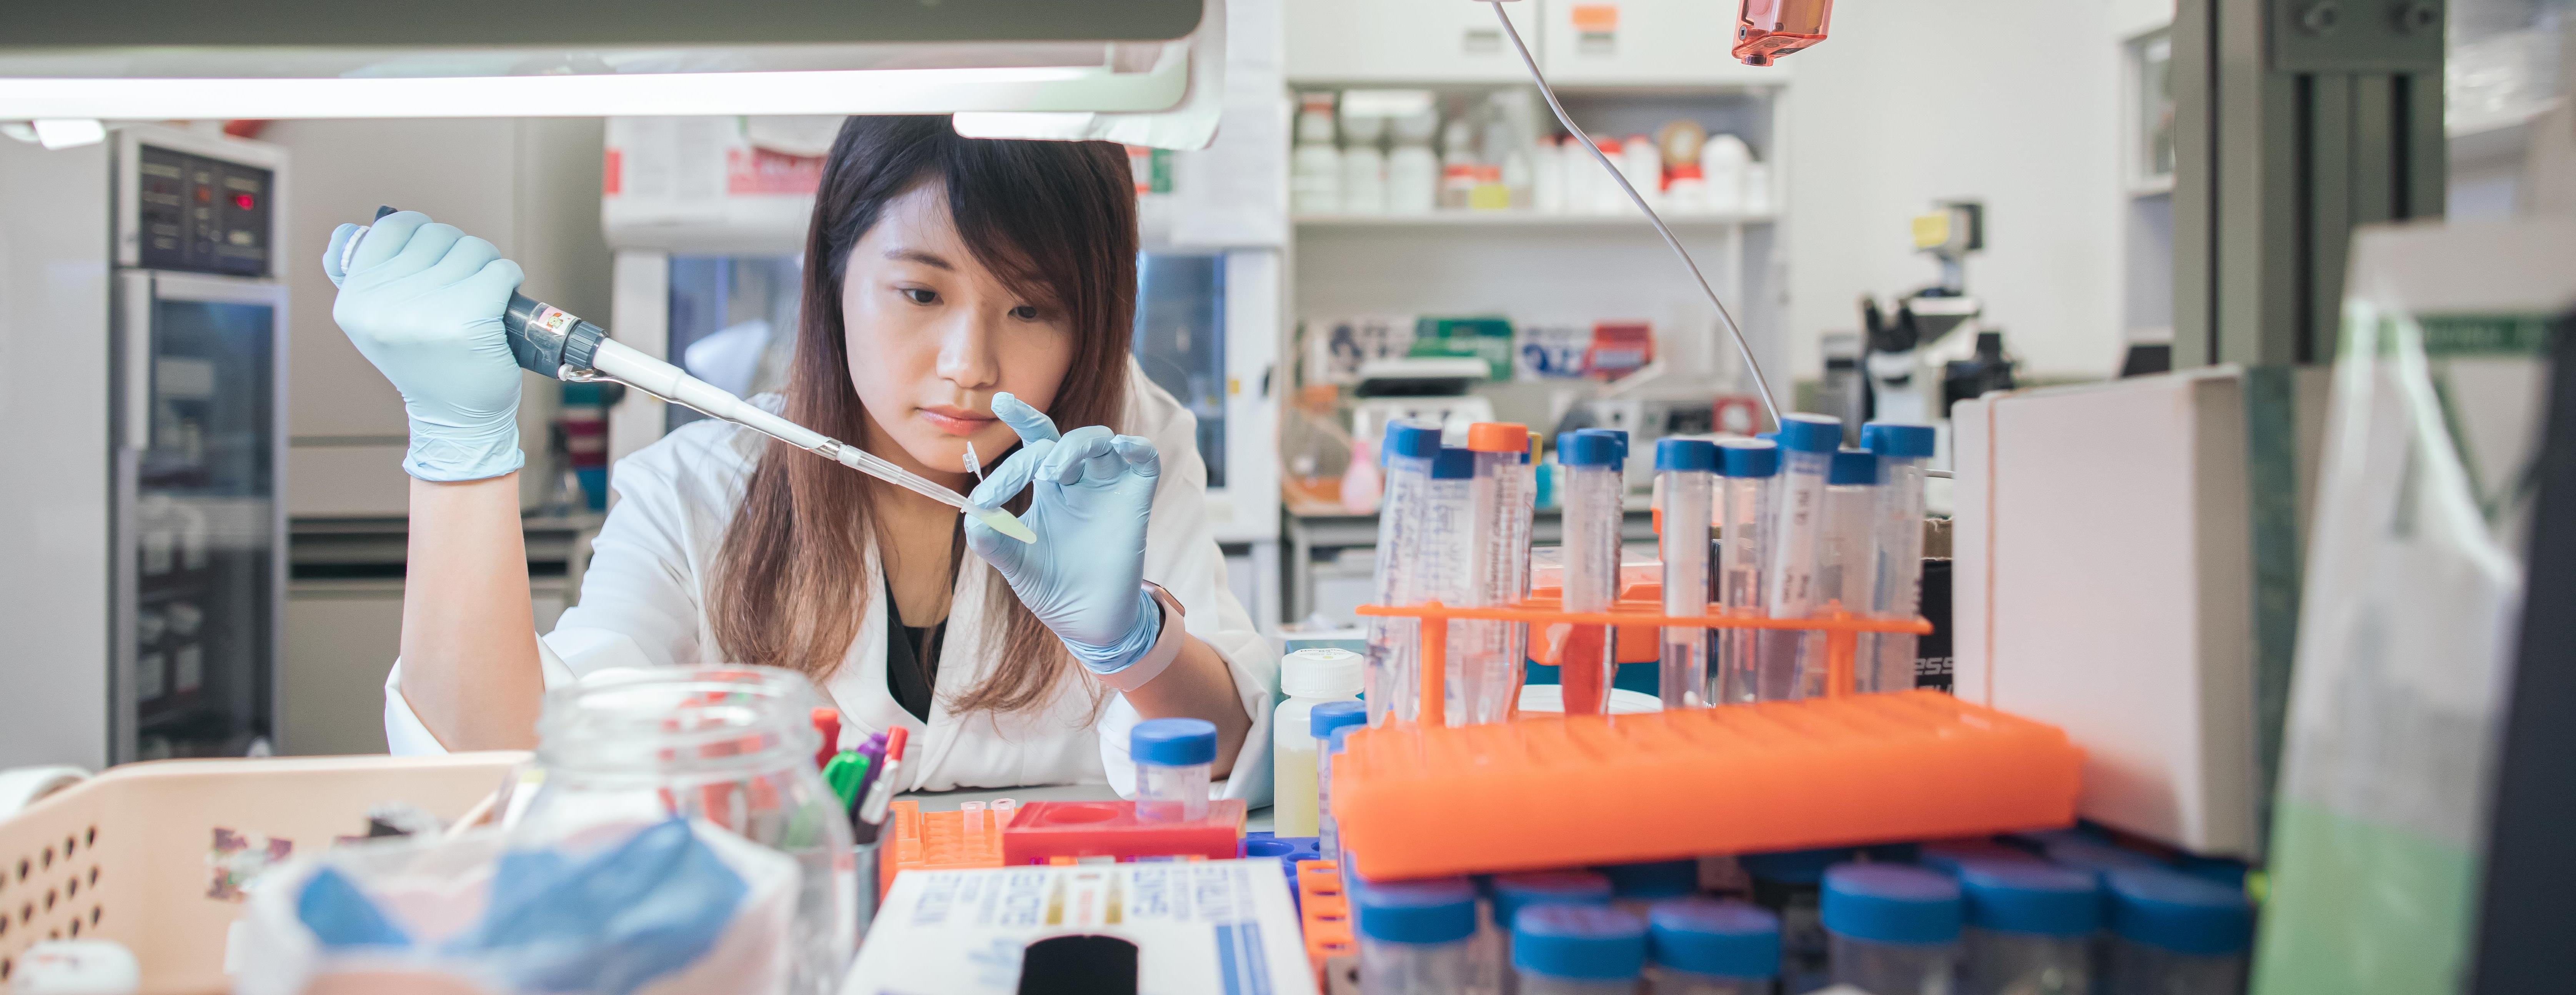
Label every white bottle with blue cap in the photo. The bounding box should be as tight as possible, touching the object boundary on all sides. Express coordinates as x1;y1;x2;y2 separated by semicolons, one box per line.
1489;870;1614;995
2102;868;2252;995
1654;439;1720;709
1309;700;1369;864
1645;897;1781;995
1821;862;1963;995
1130;717;1215;822
1817;448;1886;692
1862;422;1937;693
1272;647;1363;837
1957;860;2100;995
1356;877;1480;995
1514;904;1649;995
1760;414;1842;700
1369;420;1446;728
1713;439;1780;705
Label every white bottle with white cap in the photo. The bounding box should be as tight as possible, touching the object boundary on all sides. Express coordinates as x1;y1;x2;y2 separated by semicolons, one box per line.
1271;647;1364;837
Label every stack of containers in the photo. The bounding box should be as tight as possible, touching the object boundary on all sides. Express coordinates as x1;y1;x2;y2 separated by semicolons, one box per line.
1355;878;1481;995
1554;430;1627;716
1514;905;1650;994
1646;898;1781;995
1490;870;1615;992
1712;439;1779;705
1862;423;1936;694
1821;864;1964;995
2103;869;2253;995
1367;421;1444;727
1957;861;2101;995
1654;439;1719;710
1762;414;1843;700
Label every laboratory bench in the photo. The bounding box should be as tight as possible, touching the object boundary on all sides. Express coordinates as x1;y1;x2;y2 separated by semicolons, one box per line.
1283;503;1657;622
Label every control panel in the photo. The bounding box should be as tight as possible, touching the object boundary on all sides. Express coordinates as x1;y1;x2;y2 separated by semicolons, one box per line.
133;143;273;277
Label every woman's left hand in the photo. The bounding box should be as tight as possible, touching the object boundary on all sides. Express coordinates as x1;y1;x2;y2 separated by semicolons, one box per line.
962;393;1165;676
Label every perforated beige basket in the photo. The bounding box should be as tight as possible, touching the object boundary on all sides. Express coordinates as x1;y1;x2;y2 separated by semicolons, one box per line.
0;752;525;994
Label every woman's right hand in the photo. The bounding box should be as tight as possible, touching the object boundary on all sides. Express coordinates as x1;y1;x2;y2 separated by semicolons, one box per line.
322;211;528;483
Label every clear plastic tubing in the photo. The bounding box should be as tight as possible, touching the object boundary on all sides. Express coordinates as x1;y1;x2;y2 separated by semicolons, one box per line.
1811;449;1882;693
1712;439;1779;705
2102;868;2253;995
1129;717;1215;822
1489;870;1613;994
1272;647;1363;838
1821;863;1963;995
1646;897;1781;995
1463;422;1534;726
1356;877;1480;995
1861;423;1936;696
1957;860;2101;995
1555;430;1627;716
1603;858;1702;915
1514;904;1649;995
1421;447;1478;724
1310;700;1369;865
1759;414;1842;700
1654;439;1719;709
1368;420;1445;727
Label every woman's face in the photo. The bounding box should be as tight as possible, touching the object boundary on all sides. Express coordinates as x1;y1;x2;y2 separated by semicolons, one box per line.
840;182;1077;487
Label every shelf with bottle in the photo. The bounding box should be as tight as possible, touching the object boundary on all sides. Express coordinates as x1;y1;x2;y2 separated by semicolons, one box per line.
1293;210;1773;229
1291;87;1781;226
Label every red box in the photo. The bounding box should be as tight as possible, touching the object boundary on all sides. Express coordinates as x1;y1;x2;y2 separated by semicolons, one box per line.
1000;799;1245;865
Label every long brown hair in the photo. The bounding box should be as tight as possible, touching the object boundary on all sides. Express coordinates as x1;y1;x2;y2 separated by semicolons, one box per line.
708;116;1136;715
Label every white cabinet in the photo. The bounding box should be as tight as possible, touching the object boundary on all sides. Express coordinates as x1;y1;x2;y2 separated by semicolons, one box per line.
1540;0;1782;85
1285;0;1542;83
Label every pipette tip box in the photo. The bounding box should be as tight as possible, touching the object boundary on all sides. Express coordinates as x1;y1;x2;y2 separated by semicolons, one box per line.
1330;690;2083;880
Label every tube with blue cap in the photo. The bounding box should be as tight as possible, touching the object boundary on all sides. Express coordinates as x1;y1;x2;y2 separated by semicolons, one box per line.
1713;439;1779;704
1862;423;1937;694
1556;430;1627;716
1423;447;1479;724
1368;420;1446;727
1760;415;1842;700
1814;448;1883;692
1655;439;1719;709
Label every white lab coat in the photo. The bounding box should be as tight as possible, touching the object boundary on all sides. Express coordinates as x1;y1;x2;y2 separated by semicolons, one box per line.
383;363;1278;803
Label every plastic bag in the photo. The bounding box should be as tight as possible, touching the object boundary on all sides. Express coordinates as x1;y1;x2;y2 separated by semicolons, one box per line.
236;817;800;995
2253;218;2576;993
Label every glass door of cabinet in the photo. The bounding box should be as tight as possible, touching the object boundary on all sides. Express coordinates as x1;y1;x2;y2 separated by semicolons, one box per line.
666;255;804;433
116;271;286;762
1133;251;1228;488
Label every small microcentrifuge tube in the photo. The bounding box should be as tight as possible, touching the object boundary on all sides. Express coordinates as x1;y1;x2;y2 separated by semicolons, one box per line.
961;800;987;836
992;797;1017;829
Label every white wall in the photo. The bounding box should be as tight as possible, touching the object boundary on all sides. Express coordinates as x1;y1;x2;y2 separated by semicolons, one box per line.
1784;0;2133;380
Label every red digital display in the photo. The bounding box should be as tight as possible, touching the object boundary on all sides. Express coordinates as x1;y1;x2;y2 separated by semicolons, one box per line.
232;192;255;210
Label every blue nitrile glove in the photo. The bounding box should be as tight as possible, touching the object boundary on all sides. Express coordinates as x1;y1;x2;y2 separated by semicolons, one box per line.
321;211;528;482
962;393;1165;674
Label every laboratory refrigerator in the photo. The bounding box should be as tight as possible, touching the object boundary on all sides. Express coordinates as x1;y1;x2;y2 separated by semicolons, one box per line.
0;124;289;769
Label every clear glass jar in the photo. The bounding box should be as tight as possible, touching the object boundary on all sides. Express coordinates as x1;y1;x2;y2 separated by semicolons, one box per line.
519;665;857;994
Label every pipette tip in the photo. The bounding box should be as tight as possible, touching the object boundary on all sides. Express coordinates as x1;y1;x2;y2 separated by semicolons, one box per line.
970;505;1037;544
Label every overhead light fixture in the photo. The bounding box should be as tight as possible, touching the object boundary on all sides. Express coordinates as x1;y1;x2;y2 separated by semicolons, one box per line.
0;0;1206;122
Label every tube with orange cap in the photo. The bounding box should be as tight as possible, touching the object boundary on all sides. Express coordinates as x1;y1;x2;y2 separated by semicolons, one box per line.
1459;422;1535;724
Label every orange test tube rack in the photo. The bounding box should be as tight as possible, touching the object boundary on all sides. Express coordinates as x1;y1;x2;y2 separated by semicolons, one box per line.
1332;597;2083;881
878;799;1006;900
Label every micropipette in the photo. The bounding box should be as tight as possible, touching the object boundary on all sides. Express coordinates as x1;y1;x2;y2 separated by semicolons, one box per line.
340;207;1033;544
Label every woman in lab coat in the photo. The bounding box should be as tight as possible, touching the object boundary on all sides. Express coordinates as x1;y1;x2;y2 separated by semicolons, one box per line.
323;116;1272;800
